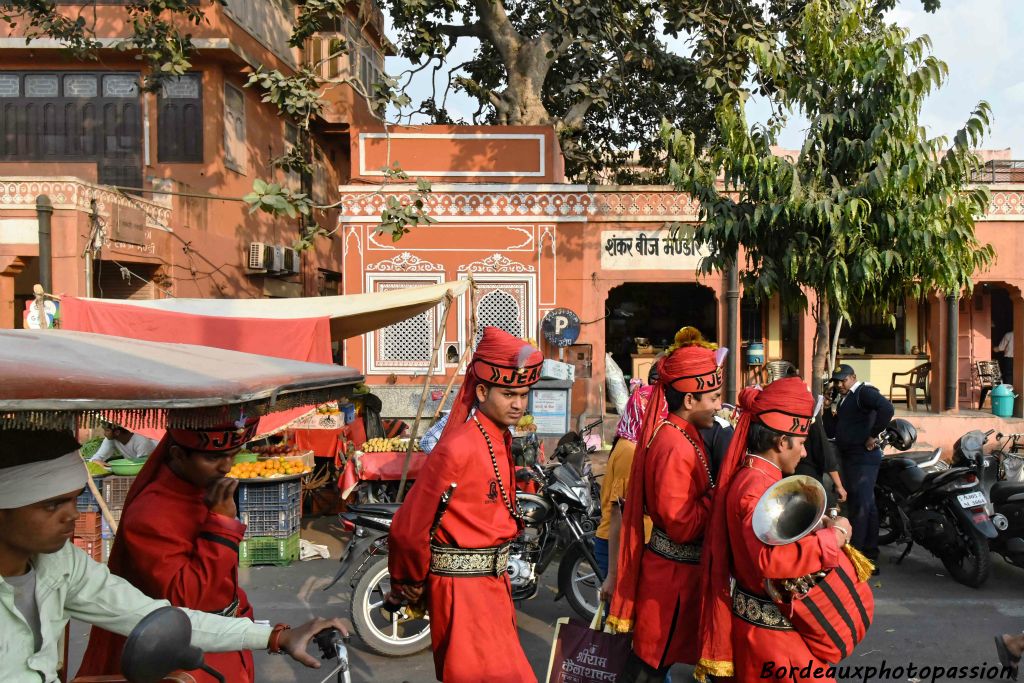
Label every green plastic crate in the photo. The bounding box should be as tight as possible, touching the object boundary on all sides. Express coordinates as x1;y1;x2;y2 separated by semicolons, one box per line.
239;532;300;567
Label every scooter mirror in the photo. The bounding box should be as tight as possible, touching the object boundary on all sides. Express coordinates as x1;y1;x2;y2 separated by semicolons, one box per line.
121;607;207;683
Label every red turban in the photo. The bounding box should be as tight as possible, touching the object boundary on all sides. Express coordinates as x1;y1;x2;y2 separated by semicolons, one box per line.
105;416;259;578
607;344;724;632
441;327;543;439
695;377;816;680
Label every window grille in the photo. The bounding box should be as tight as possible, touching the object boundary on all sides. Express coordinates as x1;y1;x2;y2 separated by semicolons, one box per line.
372;280;440;370
475;284;526;345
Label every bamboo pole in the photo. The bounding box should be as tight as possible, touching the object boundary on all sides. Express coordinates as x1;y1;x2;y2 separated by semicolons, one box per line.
396;291;455;503
431;280;479;421
81;460;119;534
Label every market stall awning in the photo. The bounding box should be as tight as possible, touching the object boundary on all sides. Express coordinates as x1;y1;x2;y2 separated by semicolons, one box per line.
0;329;363;432
66;280;470;340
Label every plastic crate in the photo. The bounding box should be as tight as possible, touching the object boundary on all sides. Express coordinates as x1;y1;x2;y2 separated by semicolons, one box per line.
102;476;136;511
241;506;301;539
77;488;100;512
239;532;300;567
238;479;301;511
74;535;103;562
75;511;102;538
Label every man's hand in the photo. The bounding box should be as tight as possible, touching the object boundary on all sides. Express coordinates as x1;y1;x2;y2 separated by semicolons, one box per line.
387;582;424;604
864;436;878;451
823;515;852;548
205;477;238;518
599;572;616;604
835;483;848;503
276;617;351;668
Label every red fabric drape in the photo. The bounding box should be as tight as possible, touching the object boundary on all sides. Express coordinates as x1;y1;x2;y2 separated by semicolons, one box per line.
60;297;333;435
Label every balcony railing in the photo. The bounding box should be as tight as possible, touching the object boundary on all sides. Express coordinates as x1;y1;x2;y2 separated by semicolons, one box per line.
972;160;1024;184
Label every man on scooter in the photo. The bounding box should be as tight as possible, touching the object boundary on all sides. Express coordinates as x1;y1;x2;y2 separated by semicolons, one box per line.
0;428;348;683
823;364;894;574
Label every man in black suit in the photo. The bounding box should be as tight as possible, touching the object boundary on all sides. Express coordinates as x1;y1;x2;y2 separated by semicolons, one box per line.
824;364;894;572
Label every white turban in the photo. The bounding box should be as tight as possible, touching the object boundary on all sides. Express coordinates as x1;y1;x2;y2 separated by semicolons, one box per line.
0;451;88;509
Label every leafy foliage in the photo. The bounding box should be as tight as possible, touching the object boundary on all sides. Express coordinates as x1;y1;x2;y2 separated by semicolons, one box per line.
665;0;988;384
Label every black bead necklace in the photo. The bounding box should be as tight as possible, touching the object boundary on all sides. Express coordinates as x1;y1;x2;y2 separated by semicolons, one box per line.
474;416;522;521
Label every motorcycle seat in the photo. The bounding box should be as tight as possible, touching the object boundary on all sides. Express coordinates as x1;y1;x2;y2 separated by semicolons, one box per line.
348;503;401;516
991;481;1024;506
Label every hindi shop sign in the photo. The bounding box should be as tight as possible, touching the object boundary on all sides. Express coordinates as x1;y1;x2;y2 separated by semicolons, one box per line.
600;228;709;271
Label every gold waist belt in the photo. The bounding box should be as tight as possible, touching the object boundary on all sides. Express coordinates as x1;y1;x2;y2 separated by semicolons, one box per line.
647;527;702;564
732;584;793;631
429;542;511;578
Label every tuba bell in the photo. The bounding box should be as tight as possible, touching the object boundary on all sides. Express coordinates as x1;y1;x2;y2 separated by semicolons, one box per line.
752;475;829;546
752;475;833;601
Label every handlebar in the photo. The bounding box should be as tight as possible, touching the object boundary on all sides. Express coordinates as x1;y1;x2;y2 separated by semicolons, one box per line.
582;419;603;433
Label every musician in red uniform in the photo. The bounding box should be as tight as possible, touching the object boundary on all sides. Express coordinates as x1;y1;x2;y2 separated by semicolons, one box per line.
387;327;542;683
79;418;267;682
608;338;725;682
695;378;854;683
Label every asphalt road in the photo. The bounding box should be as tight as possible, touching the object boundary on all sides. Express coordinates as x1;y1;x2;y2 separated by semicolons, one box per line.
67;514;1024;683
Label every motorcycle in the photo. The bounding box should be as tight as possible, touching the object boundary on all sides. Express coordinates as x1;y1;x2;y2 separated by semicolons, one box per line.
874;419;997;587
325;444;603;657
954;430;1024;568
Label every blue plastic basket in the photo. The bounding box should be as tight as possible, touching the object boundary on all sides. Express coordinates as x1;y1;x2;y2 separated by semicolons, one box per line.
238;479;301;511
240;506;301;539
77;488;100;512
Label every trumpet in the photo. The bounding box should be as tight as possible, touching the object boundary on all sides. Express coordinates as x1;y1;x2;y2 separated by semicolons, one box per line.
752;475;837;601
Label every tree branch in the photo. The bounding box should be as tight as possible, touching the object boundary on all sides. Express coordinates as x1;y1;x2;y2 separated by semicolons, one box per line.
561;97;594;131
435;23;484;39
470;0;522;66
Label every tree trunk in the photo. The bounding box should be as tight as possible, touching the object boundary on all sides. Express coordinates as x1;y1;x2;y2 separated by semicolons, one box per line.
811;292;831;396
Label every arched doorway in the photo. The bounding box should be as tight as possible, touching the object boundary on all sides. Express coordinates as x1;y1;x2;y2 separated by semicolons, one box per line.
605;282;718;381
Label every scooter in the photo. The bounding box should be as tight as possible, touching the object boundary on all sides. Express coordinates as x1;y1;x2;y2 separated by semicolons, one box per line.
953;430;1024;567
874;419;998;588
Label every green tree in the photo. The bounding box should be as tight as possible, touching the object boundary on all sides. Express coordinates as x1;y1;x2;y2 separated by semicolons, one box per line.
664;0;991;391
1;0;947;236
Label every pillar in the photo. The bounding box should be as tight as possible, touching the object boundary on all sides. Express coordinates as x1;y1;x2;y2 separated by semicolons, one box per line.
1013;289;1024;417
945;294;959;411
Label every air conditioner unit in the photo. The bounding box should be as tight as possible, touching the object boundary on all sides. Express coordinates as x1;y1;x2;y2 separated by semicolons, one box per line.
282;247;301;274
248;242;272;271
269;246;285;272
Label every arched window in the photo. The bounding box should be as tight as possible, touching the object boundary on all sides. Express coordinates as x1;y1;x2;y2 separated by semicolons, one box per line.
476;289;522;345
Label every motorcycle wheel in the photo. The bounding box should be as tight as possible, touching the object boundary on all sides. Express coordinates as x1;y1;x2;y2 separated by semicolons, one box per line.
876;492;903;546
940;516;992;588
558;542;601;621
350;555;433;656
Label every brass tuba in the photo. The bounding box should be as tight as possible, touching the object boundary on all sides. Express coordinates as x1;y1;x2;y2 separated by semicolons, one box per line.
752;475;833;600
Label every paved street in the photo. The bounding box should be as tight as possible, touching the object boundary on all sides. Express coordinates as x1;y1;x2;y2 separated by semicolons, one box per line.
67;514;1024;682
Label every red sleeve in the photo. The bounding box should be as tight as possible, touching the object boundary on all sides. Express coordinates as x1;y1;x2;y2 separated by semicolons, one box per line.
737;487;840;580
121;499;245;612
387;438;467;586
648;436;712;543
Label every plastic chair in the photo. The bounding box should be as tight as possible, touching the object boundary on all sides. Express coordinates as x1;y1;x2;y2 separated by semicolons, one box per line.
889;362;931;411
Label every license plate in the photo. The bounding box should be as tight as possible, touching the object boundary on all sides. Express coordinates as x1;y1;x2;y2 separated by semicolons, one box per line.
958;491;987;508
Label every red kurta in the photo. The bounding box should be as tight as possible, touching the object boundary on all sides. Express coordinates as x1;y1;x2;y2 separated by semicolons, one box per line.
630;413;713;668
727;456;841;682
77;465;254;683
388;411;535;683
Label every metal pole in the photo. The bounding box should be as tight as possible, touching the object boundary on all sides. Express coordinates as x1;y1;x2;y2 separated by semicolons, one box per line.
36;195;53;293
725;259;740;404
945;294;959;411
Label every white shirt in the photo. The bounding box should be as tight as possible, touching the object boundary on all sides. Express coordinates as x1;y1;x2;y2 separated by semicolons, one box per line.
0;542;271;683
996;332;1014;359
90;433;159;463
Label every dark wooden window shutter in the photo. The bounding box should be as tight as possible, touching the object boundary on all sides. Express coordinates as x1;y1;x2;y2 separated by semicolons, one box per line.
158;73;203;163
